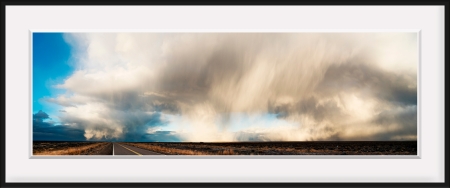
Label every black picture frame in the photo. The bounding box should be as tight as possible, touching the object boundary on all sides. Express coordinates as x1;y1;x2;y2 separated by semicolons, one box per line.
1;2;448;188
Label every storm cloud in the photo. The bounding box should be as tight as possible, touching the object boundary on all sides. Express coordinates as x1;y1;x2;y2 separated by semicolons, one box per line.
42;33;418;141
33;110;85;141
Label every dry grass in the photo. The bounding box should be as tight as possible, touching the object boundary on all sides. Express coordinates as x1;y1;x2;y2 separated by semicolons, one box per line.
123;141;417;155
125;142;294;155
126;143;239;155
222;148;235;155
34;142;107;155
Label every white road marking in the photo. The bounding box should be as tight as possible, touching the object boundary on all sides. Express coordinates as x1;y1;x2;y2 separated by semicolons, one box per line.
118;144;143;156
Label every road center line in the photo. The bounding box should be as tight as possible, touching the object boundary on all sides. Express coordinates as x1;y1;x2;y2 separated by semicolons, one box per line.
118;144;142;156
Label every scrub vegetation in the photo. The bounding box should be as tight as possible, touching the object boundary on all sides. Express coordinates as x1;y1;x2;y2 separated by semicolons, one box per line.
123;141;417;155
33;141;112;155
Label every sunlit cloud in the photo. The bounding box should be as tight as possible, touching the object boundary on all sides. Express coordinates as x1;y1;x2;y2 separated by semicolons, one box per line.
40;32;417;141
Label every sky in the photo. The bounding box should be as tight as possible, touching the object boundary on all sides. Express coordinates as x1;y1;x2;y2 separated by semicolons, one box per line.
32;32;418;142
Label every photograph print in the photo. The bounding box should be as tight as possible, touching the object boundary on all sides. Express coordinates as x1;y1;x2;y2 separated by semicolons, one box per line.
32;32;418;156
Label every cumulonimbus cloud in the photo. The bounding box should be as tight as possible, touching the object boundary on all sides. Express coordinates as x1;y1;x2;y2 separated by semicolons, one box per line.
43;32;418;141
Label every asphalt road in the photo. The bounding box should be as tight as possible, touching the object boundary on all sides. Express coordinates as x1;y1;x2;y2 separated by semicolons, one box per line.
113;143;163;155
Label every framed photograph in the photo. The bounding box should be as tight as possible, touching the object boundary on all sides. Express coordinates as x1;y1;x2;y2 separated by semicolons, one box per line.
3;3;447;188
31;31;419;157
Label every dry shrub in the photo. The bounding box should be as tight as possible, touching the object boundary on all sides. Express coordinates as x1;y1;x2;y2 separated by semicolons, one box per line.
34;143;107;155
222;149;235;155
125;143;242;155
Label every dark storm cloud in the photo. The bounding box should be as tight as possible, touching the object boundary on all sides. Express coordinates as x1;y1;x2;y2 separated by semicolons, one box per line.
143;131;181;142
116;110;167;128
371;105;417;140
33;110;85;141
119;129;180;142
33;110;50;121
264;58;417;141
296;97;346;122
99;92;149;112
119;112;170;141
268;96;346;122
33;125;86;141
317;61;417;106
151;102;180;114
269;60;416;115
58;110;169;141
